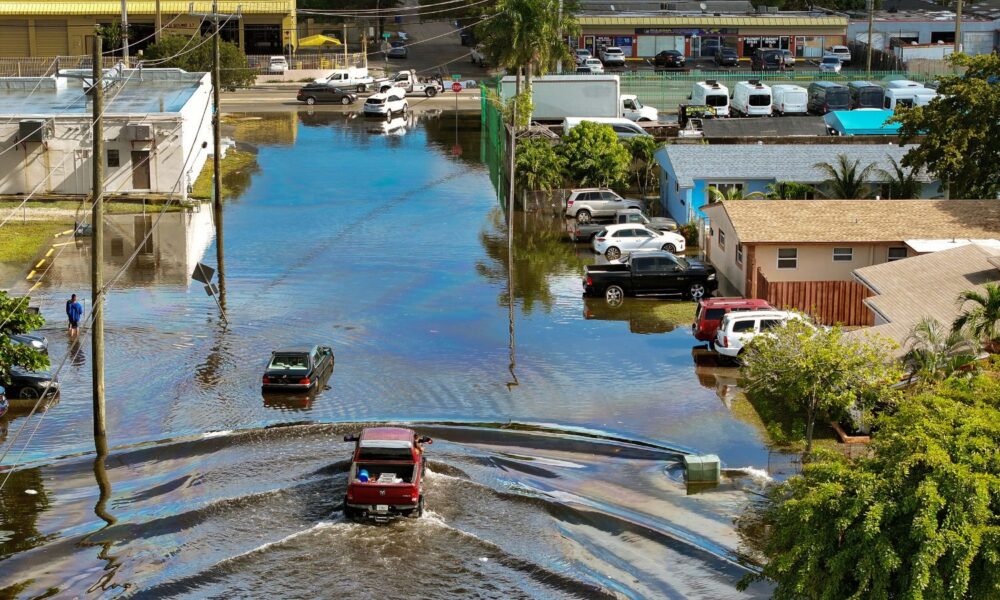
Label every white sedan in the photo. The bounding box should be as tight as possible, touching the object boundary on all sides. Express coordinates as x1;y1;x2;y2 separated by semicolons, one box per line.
583;58;605;73
592;223;686;260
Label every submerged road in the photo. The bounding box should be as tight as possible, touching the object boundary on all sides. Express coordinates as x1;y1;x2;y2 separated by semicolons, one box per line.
220;87;483;114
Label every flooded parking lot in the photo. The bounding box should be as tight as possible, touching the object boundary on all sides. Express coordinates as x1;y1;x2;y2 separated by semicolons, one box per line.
0;111;779;597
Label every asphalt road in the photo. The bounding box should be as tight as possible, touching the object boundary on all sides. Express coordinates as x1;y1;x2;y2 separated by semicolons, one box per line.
220;87;483;113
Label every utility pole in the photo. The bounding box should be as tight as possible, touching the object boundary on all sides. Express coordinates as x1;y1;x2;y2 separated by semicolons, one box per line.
344;23;349;67
155;0;162;42
120;0;129;65
866;0;874;76
954;0;963;54
90;37;107;454
556;0;564;74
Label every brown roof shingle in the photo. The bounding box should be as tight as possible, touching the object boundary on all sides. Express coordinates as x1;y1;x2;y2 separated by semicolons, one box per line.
702;200;1000;244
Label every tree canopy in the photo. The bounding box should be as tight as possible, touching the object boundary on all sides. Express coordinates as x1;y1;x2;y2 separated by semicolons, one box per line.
474;0;578;80
143;34;256;89
557;122;630;189
740;373;1000;599
813;154;876;199
893;53;1000;198
515;138;565;192
0;292;48;380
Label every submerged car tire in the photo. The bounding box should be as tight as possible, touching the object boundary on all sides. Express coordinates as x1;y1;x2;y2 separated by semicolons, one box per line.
688;282;707;301
604;246;621;261
605;285;625;306
410;496;425;518
425;87;438;97
19;387;39;399
341;96;351;105
305;96;317;105
661;243;677;253
576;209;592;224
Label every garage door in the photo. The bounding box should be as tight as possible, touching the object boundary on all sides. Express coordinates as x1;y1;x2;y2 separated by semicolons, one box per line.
855;32;885;50
963;31;994;56
0;20;29;56
637;35;684;57
36;20;68;56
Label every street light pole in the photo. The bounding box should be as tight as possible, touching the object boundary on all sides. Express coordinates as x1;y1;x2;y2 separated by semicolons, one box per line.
866;0;874;76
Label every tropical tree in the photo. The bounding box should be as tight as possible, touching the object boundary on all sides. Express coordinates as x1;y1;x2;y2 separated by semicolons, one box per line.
706;186;765;202
739;374;1000;599
741;320;901;454
0;291;49;380
892;53;1000;199
952;282;1000;351
557;121;630;188
813;154;877;199
627;136;662;197
903;317;980;382
765;181;815;199
143;34;255;89
476;0;579;85
95;22;127;56
514;138;566;193
877;155;923;199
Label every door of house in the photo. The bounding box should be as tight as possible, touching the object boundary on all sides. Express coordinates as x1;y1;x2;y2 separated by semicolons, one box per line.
131;150;150;189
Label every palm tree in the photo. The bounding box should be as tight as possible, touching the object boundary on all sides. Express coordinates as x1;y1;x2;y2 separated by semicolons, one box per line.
876;156;922;199
765;181;815;199
515;138;566;194
904;317;980;382
707;186;765;202
813;154;877;199
952;283;1000;351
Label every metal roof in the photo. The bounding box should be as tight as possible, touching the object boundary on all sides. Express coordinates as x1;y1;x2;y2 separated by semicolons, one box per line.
577;14;848;26
0;0;293;16
824;110;902;136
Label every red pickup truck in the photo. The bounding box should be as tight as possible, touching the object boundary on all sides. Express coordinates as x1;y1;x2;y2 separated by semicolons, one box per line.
342;427;432;522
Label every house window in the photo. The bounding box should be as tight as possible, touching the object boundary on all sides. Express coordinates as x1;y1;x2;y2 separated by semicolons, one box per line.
719;229;726;249
777;248;798;269
833;247;853;262
888;247;908;261
736;243;743;265
107;149;120;168
707;182;744;202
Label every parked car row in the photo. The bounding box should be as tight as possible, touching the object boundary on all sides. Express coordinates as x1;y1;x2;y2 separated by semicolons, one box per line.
692;298;816;361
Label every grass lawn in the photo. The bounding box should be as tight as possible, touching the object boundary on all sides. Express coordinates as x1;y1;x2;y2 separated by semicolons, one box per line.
0;220;74;263
0;199;187;214
190;150;260;200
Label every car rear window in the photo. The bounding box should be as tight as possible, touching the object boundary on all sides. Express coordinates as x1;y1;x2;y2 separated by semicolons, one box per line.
358;448;412;461
268;354;308;370
749;93;771;106
731;320;755;333
597;229;608;237
826;89;850;105
706;94;728;107
366;98;384;105
704;308;726;320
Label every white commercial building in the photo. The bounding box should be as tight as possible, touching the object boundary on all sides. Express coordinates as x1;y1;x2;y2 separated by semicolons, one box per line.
0;67;212;199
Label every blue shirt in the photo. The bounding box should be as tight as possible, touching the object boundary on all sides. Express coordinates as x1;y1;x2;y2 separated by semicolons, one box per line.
67;301;83;321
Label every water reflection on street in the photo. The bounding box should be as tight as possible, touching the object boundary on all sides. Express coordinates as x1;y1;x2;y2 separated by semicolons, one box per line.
0;111;777;598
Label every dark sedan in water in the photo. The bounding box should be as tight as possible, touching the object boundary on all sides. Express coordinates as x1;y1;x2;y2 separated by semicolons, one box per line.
296;84;358;106
653;50;685;69
261;345;334;391
714;48;738;67
3;366;59;400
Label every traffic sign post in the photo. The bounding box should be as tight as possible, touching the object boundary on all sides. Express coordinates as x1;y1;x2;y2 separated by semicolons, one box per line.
451;82;462;93
451;74;461;81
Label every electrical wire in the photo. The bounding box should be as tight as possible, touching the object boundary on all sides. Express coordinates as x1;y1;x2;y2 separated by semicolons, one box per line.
364;11;499;58
298;0;479;15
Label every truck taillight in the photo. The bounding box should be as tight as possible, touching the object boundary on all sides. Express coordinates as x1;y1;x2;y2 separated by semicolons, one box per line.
586;276;593;286
567;200;574;207
262;375;270;384
299;377;311;385
596;237;605;242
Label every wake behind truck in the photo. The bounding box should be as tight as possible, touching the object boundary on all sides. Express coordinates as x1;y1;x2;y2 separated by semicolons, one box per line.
499;74;659;122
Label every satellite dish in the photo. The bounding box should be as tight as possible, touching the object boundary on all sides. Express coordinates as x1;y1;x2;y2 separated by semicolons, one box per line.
700;2;708;9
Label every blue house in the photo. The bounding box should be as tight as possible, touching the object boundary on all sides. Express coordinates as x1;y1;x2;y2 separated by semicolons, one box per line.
655;143;939;225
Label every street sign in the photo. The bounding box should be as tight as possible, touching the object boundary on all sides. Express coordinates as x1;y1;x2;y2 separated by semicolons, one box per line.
452;82;462;93
204;283;219;297
451;74;461;80
191;262;215;284
382;32;391;39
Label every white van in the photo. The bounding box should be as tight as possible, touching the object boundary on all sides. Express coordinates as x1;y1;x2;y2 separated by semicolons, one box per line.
714;310;810;359
883;86;937;110
563;117;651;139
771;84;808;115
731;80;772;117
886;79;924;89
691;80;730;117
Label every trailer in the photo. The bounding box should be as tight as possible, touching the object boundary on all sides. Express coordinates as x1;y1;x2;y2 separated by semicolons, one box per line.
500;74;620;122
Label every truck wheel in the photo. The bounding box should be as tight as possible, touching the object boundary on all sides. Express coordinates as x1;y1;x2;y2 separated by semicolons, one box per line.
425;87;438;97
357;84;367;92
305;96;316;105
661;243;677;253
688;282;707;301
605;285;625;306
341;96;351;105
341;499;357;520
576;210;592;224
604;246;621;260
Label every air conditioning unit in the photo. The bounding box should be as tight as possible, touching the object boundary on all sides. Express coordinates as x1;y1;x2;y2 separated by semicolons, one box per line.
18;120;48;143
126;124;153;141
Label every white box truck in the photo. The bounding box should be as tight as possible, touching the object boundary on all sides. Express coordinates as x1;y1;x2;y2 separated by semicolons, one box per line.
499;74;658;122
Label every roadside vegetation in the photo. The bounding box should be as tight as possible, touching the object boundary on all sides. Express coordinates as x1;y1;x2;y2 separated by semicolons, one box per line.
191;150;261;200
0;291;49;378
144;34;255;89
0;221;73;264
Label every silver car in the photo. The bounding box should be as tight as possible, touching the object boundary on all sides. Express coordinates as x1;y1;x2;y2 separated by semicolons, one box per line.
564;188;642;223
819;55;842;73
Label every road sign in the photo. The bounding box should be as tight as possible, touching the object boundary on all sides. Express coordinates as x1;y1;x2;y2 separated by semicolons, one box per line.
451;74;461;80
382;32;391;39
191;262;215;284
204;283;219;297
452;82;462;93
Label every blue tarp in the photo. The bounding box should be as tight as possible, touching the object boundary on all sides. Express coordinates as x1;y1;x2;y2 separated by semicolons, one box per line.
824;110;901;136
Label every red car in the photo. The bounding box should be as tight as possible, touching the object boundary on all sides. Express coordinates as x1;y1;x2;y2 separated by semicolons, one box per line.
342;427;432;522
693;297;772;343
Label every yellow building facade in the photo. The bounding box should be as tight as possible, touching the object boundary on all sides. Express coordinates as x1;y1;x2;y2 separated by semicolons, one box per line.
0;1;296;56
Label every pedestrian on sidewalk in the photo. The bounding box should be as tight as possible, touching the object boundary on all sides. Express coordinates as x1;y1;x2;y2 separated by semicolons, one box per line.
66;294;83;337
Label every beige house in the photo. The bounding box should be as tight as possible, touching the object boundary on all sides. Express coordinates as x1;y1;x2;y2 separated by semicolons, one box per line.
701;200;1000;298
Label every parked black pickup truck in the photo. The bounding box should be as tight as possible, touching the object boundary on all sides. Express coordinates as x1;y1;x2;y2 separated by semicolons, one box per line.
583;251;717;304
568;209;677;242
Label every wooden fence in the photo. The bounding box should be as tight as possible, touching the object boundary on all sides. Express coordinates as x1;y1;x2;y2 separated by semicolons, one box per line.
756;269;874;326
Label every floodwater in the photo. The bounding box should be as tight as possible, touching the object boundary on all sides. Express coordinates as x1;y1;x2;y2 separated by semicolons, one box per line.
0;111;777;598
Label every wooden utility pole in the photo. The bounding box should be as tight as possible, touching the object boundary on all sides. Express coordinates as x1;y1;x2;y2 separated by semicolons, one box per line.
120;0;130;65
954;0;963;54
212;1;226;309
344;23;349;67
90;37;107;453
866;0;874;76
155;0;162;42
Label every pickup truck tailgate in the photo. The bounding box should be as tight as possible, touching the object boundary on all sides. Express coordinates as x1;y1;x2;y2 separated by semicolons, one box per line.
351;484;417;505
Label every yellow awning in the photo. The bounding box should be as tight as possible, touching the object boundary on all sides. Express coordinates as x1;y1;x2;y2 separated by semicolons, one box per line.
0;0;294;16
578;15;848;27
298;34;343;48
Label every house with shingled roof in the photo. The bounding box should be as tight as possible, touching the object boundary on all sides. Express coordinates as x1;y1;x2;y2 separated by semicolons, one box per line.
654;143;939;225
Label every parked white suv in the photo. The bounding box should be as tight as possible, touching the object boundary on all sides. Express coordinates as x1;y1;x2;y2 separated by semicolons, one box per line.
363;87;407;117
592;223;686;259
827;45;851;65
714;310;810;359
600;46;627;68
565;188;642;223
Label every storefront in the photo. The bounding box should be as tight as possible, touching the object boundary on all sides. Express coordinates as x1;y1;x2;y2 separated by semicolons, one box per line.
574;14;847;59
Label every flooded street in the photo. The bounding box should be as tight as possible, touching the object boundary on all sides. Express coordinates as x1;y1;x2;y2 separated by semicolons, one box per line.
1;112;776;597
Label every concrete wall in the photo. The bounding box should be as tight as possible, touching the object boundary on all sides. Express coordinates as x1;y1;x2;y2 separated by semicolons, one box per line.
705;209;748;295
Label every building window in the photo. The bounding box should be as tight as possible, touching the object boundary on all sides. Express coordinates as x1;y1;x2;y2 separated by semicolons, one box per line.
107;149;120;168
718;229;726;249
777;248;798;269
833;247;853;262
888;247;908;261
706;182;743;202
736;243;743;265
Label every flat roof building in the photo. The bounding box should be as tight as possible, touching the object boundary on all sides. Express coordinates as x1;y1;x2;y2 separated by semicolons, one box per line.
847;8;996;56
0;67;212;199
